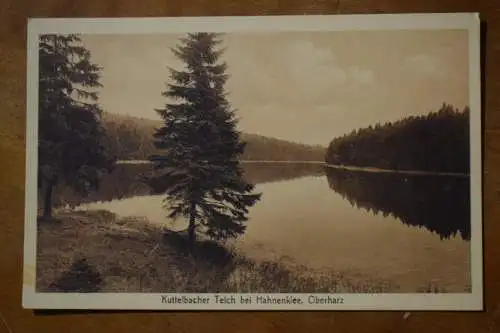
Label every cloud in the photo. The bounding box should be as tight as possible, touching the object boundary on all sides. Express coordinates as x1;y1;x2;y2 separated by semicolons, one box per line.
227;39;378;112
348;67;375;85
402;54;445;78
278;40;348;98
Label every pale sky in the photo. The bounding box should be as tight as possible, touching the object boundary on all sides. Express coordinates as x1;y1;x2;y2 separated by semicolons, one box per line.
81;30;469;146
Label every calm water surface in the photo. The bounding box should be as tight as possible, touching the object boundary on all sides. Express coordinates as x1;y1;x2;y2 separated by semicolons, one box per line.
74;163;470;292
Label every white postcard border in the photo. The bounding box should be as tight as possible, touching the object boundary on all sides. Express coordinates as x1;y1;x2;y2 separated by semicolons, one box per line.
23;13;483;311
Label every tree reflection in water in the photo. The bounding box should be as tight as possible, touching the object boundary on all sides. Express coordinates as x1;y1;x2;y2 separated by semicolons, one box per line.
325;167;470;241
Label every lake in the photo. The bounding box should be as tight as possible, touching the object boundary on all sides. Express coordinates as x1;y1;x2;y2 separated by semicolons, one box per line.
63;162;471;292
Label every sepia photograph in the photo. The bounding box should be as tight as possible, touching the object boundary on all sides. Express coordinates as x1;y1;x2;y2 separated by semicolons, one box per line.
23;13;482;310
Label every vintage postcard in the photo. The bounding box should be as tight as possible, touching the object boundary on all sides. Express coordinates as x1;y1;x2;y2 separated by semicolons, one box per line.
23;13;482;310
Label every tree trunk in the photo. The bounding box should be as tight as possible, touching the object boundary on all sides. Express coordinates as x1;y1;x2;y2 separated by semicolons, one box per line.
42;181;54;220
187;203;196;253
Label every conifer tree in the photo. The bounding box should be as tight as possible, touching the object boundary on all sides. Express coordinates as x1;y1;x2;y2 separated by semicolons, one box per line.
38;34;112;219
150;33;261;249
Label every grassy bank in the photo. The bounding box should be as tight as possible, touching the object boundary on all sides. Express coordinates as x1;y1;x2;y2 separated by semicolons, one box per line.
38;210;409;293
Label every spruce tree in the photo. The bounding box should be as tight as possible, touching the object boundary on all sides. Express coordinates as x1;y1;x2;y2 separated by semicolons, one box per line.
150;33;261;249
38;34;112;219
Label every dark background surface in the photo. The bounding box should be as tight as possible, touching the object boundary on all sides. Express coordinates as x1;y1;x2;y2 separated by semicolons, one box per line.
0;1;498;332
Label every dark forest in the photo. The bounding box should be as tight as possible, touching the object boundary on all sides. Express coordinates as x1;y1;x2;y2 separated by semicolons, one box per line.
325;103;469;174
101;112;326;162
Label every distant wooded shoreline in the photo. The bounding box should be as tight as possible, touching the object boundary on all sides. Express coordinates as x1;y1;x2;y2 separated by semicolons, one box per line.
115;160;469;177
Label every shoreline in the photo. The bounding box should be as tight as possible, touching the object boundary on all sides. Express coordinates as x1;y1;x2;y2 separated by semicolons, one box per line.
115;160;469;177
35;209;464;294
